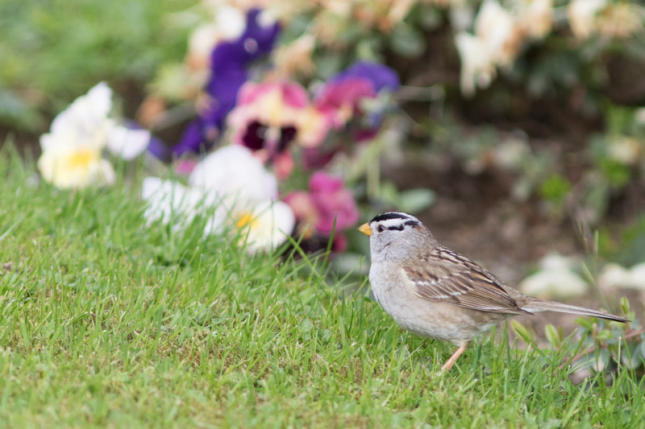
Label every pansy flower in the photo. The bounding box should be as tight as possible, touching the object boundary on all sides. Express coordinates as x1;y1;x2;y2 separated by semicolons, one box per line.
285;171;359;252
315;61;399;131
227;80;328;178
38;82;150;189
303;61;399;169
174;9;280;157
142;145;294;253
455;0;555;96
186;5;247;71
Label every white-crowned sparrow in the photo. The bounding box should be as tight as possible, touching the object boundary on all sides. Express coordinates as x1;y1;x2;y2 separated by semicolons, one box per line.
359;211;627;371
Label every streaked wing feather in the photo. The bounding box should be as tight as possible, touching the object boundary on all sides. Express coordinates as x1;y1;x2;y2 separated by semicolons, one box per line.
403;247;525;314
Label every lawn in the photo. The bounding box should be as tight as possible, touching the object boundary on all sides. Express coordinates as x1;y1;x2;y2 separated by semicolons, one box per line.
1;149;644;428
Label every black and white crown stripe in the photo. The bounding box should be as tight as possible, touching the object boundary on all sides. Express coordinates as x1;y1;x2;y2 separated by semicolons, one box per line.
369;212;421;231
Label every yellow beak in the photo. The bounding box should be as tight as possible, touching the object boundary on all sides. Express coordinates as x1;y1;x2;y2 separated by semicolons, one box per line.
358;223;372;236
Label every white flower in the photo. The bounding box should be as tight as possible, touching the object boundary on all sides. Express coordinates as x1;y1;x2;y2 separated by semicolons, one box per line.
142;145;294;253
38;82;149;189
455;32;496;96
456;0;520;96
475;0;518;66
188;24;221;64
38;82;117;189
42;82;113;153
141;177;206;227
257;8;278;29
189;145;277;205
516;0;553;39
215;5;246;40
242;200;294;252
106;125;151;160
594;3;645;39
492;138;531;169
186;4;246;70
607;137;641;165
207;200;295;253
273;34;316;76
568;0;606;39
202;0;247;38
456;0;553;96
599;263;645;291
519;253;588;298
38;142;115;189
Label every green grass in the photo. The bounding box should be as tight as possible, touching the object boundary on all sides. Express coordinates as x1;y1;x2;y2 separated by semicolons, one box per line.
1;150;644;428
0;0;194;130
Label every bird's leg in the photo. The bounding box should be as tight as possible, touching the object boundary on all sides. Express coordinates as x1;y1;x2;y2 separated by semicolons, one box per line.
441;343;468;372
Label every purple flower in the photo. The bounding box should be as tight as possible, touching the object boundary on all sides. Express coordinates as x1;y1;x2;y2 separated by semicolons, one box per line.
210;9;281;71
329;61;400;92
174;9;280;157
313;61;399;144
147;134;172;162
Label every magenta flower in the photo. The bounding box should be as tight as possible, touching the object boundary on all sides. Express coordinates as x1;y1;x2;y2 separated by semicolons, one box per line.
299;61;400;170
286;172;359;251
227;81;329;177
315;78;375;127
309;172;359;233
314;61;399;136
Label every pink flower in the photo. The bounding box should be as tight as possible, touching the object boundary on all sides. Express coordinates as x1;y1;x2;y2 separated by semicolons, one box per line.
313;61;399;144
302;146;337;170
309;172;358;233
174;159;199;175
315;78;375;128
273;151;294;180
286;171;359;241
331;234;348;252
297;106;331;148
237;81;308;108
228;82;306;157
284;190;318;238
227;81;331;176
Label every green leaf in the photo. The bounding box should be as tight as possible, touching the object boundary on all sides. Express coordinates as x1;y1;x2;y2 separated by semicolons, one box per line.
389;23;425;58
576;317;594;330
619;296;630;316
378;181;399;205
592;349;610;372
596;329;614;342
314;53;343;79
620;344;643;370
544;324;562;349
510;320;534;345
600;159;631;187
377;182;435;213
398;189;435;213
419;7;442;30
539;174;571;204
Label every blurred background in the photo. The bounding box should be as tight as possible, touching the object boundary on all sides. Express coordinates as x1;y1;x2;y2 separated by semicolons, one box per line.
2;0;645;331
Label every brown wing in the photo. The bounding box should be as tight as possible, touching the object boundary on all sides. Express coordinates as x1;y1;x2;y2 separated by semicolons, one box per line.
402;246;526;314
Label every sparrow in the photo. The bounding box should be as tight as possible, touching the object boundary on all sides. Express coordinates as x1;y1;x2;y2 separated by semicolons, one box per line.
359;211;627;371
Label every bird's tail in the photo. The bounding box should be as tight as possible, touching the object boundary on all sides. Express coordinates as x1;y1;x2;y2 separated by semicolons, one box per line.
520;298;628;323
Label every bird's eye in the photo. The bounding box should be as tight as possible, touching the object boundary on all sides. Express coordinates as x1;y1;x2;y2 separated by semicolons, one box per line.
377;225;385;233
